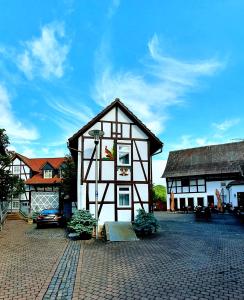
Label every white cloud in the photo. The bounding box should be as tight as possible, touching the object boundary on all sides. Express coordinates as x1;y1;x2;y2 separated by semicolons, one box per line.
45;96;95;143
94;34;224;135
0;84;39;141
107;0;120;19
17;22;69;79
169;133;232;152
21;147;36;158
212;118;240;131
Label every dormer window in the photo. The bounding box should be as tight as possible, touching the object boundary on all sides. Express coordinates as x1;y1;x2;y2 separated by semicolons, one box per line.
44;170;53;178
59;169;64;178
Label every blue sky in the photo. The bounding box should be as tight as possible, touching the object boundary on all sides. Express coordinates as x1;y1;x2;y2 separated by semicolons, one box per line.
0;0;244;166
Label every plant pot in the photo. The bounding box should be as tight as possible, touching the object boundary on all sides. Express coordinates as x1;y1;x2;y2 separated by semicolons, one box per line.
80;232;92;240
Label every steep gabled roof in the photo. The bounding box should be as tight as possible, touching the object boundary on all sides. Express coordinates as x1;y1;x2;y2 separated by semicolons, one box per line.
13;153;65;185
68;98;163;155
25;174;62;185
163;141;244;178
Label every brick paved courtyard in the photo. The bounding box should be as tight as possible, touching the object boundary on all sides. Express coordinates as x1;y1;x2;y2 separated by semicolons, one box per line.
0;213;243;300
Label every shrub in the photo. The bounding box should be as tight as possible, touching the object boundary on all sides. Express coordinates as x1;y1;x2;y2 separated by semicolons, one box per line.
133;209;159;236
67;209;96;236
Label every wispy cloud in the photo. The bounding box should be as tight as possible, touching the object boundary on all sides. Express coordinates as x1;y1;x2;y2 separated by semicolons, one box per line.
0;83;39;141
107;0;120;19
17;22;70;80
46;96;95;139
212;118;240;131
93;34;224;134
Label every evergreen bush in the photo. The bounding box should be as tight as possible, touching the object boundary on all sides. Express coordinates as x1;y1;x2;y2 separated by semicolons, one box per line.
67;209;96;237
133;209;159;236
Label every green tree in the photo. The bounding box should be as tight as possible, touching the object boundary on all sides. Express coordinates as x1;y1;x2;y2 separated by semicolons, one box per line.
152;185;166;203
60;154;77;201
0;129;25;202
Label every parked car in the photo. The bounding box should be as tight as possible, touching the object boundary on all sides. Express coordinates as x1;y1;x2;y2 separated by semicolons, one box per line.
36;209;65;228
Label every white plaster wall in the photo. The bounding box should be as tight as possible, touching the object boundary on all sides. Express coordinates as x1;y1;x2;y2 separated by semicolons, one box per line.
89;183;107;202
131;125;148;139
117;210;131;221
83;160;96;180
117;168;131;181
78;184;86;210
136;184;148;201
83;138;96;159
133;143;139;160
84;122;102;136
206;180;232;204
133;162;146;181
102;161;114;180
229;185;244;206
23;166;30;174
101;108;116;121
99;204;114;223
13;158;20;164
166;192;208;210
166;179;233;209
103;122;111;137
122;124;130;138
136;141;148;160
118;108;132;123
105;184;114;201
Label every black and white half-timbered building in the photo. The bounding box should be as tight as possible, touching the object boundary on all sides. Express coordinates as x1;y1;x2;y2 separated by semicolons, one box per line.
68;99;163;224
7;153;65;213
163;141;244;210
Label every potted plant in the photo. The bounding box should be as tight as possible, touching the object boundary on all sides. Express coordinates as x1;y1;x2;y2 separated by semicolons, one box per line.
67;209;96;239
133;209;160;236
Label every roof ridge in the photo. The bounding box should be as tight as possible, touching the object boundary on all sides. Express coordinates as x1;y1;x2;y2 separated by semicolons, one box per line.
169;140;244;153
68;98;163;154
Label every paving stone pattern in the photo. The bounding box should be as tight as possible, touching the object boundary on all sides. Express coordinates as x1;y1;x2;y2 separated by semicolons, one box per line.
76;213;244;300
43;241;81;300
0;220;67;300
1;213;243;300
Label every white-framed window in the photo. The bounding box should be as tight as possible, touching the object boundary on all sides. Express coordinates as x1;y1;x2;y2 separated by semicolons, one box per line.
117;144;131;166
12;201;20;209
59;169;64;178
44;170;53;178
118;186;131;207
13;166;20;174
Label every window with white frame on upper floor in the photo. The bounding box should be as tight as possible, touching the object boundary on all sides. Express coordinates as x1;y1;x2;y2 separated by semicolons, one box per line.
117;144;131;166
13;166;20;174
43;170;53;178
118;186;131;207
59;168;64;178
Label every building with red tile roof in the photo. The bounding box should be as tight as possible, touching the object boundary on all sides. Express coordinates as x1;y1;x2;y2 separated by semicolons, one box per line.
8;153;66;213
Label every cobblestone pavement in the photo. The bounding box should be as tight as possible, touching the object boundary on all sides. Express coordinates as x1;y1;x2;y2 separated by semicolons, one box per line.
75;213;244;300
1;214;244;300
42;241;81;300
0;220;68;300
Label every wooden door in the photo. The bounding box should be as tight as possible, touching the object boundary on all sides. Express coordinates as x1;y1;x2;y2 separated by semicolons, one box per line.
197;197;204;207
207;195;214;207
237;192;244;207
187;198;194;210
180;198;185;210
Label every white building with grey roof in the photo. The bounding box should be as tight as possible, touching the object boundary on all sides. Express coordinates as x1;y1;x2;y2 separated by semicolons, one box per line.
163;141;244;210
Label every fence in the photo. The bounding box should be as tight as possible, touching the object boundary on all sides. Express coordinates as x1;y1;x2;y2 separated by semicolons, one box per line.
0;201;9;231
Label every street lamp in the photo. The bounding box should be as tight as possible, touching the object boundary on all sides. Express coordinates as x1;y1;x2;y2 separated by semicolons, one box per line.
88;129;104;239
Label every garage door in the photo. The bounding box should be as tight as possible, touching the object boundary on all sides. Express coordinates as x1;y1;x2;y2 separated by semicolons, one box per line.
31;192;59;212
